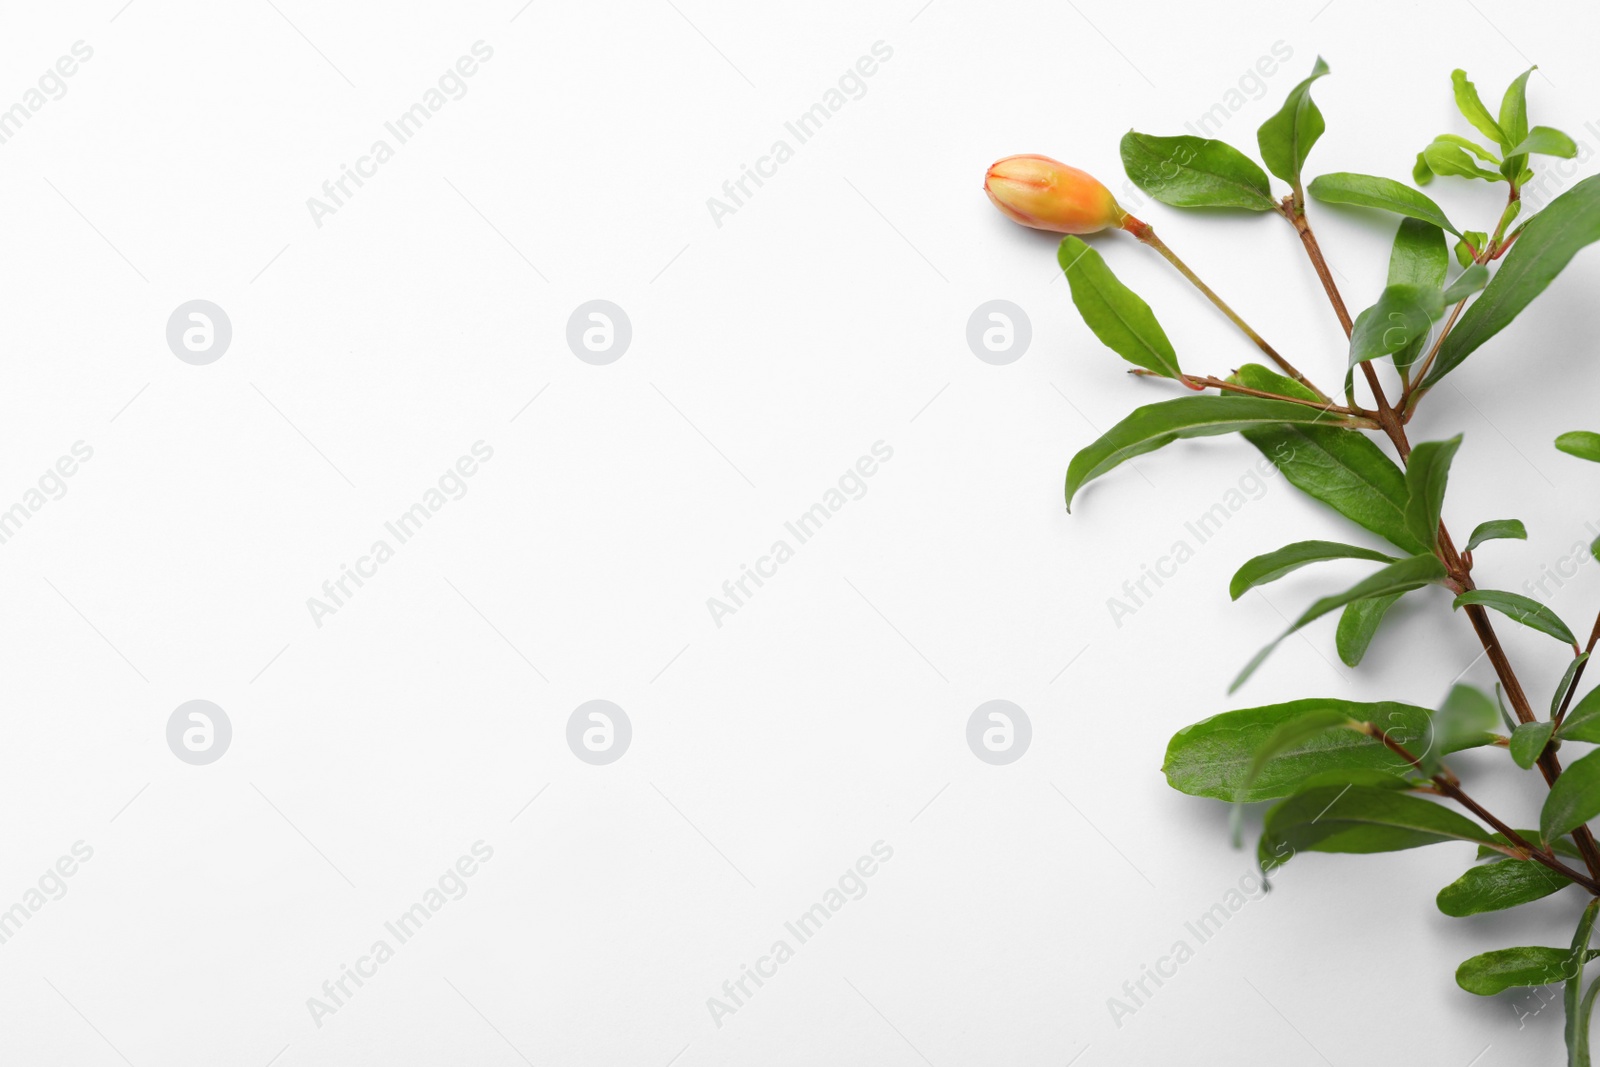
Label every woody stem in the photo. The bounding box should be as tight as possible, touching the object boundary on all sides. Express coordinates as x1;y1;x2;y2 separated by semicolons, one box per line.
1120;215;1328;400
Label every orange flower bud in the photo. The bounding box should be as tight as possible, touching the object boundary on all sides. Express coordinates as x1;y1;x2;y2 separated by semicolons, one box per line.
984;154;1127;235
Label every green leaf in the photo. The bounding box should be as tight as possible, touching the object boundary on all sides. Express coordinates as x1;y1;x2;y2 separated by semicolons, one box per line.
1257;57;1329;190
1163;698;1465;801
1542;747;1600;841
1568;899;1600;1063
1436;133;1501;163
1336;593;1402;666
1438;857;1571;916
1296;768;1415;791
1458;946;1597;996
1426;174;1600;387
1423;684;1500;774
1063;395;1349;511
1498;67;1536;154
1442;265;1489;303
1507;126;1578;159
1453;589;1577;646
1513;721;1557;770
1501;198;1524;231
1232;365;1427;554
1232;555;1447;692
1403;435;1462;550
1423;138;1504;182
1229;707;1364;845
1119;132;1277;211
1349;285;1444;382
1386;226;1449;371
1574;975;1600;1066
1261;785;1494;873
1229;540;1396;600
1563;687;1600;744
1477;832;1584;862
1452;69;1507;147
1554;654;1590;718
1388;218;1449;290
1455;230;1489;268
1495;683;1516;732
1413;151;1432;185
1556;431;1600;463
1058;237;1183;381
1465;518;1527;552
1307;173;1459;234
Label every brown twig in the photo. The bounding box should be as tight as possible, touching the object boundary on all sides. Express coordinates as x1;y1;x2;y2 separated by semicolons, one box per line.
1276;199;1409;441
1366;726;1600;892
1554;613;1600;730
1284;196;1600;886
1280;198;1354;336
1120;215;1330;401
1401;297;1468;414
1182;375;1362;416
1401;193;1516;413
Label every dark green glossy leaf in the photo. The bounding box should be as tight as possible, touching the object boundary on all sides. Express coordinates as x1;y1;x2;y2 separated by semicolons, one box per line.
1297;768;1415;791
1260;785;1494;873
1307;173;1459;234
1554;654;1590;718
1374;226;1449;371
1349;285;1444;384
1058;237;1183;381
1404;435;1461;550
1452;69;1507;147
1388;218;1449;290
1336;593;1402;666
1458;946;1597;996
1438;858;1570;916
1229;707;1364;845
1561;687;1600;743
1575;974;1600;1065
1556;431;1600;463
1454;589;1577;646
1512;721;1556;770
1568;899;1600;1061
1258;57;1329;189
1119;132;1276;211
1426;174;1600;387
1233;364;1428;554
1064;395;1347;511
1163;698;1456;801
1465;518;1527;552
1495;683;1516;732
1229;540;1396;600
1507;126;1577;159
1232;555;1447;692
1542;747;1600;841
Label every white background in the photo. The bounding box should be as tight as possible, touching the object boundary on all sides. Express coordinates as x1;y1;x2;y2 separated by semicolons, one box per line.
3;0;1600;1063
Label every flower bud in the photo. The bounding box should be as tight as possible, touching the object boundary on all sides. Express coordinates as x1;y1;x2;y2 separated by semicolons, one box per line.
984;154;1126;235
